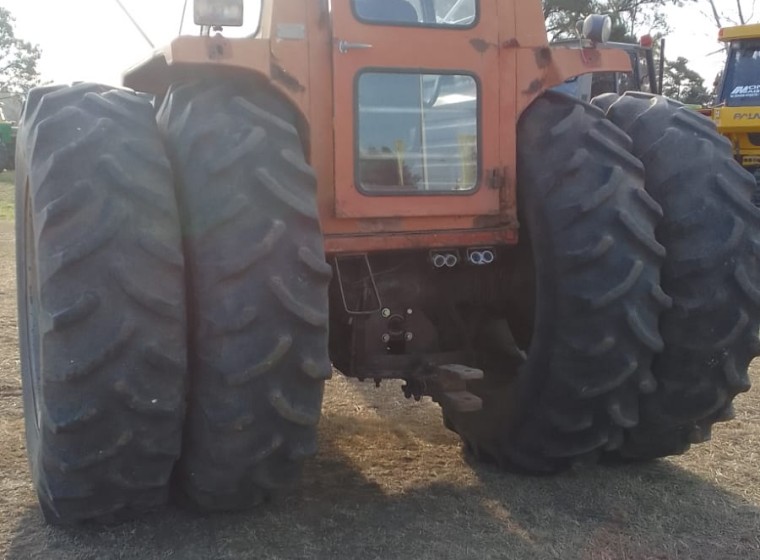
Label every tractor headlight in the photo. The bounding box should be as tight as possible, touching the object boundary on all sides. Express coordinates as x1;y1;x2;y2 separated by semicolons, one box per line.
582;15;612;44
194;0;244;27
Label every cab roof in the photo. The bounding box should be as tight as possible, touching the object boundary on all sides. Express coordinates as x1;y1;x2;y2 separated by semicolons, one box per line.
719;23;760;42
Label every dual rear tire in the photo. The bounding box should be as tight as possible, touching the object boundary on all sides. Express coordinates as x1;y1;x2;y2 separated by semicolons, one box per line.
17;83;328;523
442;92;760;470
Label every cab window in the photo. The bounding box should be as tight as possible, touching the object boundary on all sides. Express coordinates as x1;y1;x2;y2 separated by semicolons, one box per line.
353;0;476;28
721;40;760;107
356;72;479;194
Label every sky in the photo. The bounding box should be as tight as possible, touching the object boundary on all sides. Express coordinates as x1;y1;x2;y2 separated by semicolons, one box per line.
0;0;729;88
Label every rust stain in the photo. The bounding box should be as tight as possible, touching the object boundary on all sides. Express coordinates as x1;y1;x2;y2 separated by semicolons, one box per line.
502;38;520;49
522;79;543;96
581;48;602;66
473;215;507;229
207;38;231;60
469;38;490;53
271;60;306;93
534;47;552;69
356;218;405;233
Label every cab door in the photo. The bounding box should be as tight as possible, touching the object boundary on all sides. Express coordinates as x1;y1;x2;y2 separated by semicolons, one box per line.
331;0;501;219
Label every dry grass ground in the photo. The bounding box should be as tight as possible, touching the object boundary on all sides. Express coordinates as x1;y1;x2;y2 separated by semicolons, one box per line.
0;172;14;221
0;170;759;559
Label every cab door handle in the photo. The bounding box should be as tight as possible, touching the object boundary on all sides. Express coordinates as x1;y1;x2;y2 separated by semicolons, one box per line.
337;40;374;54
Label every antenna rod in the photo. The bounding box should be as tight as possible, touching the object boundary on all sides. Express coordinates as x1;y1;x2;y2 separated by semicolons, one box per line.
113;0;155;49
179;0;189;35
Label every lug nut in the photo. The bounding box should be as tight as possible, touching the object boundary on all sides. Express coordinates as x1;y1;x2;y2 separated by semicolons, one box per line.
382;333;391;343
405;332;414;341
406;308;413;315
381;308;391;318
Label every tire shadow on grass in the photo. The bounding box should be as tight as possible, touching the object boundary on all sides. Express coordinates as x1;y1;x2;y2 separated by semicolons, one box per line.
6;377;760;560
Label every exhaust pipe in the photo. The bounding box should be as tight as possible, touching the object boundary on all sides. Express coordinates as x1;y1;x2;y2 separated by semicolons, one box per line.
469;251;483;265
445;253;458;268
467;248;495;266
432;254;447;268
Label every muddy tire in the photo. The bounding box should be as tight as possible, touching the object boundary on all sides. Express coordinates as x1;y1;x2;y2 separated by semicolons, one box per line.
15;84;187;524
443;92;668;472
157;82;331;511
594;92;760;459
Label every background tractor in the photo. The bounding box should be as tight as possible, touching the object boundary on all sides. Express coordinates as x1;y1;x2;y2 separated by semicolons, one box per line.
0;107;16;172
554;30;664;102
708;23;760;203
14;0;760;524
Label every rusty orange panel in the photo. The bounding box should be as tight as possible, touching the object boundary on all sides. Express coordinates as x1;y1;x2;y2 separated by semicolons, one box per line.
515;47;632;117
324;227;517;254
123;36;272;96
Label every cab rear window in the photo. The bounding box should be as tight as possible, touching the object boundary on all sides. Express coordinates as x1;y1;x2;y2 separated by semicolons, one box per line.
352;0;477;28
356;71;479;195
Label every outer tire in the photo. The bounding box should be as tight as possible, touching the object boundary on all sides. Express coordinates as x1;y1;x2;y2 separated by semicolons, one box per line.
157;82;331;511
443;92;668;472
594;92;760;459
15;84;187;524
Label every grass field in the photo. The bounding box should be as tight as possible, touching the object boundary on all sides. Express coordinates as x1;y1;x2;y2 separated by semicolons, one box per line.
0;171;14;221
0;169;758;559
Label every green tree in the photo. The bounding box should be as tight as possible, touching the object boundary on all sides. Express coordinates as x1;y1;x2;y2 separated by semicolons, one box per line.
704;0;756;27
0;7;41;95
543;0;710;104
662;56;711;104
543;0;693;41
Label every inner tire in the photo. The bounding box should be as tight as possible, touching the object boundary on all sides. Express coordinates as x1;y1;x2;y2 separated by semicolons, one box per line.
594;92;760;459
442;92;668;472
16;84;187;524
157;82;331;511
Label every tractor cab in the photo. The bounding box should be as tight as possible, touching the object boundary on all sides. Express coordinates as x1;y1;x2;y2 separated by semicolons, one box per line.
718;30;760;107
712;24;760;178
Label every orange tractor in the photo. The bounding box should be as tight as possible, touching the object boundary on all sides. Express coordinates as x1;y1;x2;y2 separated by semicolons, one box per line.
15;0;760;524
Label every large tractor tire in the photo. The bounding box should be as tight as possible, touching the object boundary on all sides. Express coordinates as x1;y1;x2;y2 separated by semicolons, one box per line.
157;82;331;511
443;92;668;472
593;92;760;459
16;84;187;524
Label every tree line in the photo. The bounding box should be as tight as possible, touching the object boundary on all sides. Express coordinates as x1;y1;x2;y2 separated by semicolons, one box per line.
544;0;758;104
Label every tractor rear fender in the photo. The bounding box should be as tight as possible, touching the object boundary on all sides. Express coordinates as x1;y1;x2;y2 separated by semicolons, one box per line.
124;35;312;155
516;46;632;118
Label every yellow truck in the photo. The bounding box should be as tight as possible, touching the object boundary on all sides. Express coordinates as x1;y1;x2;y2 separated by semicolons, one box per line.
712;23;760;199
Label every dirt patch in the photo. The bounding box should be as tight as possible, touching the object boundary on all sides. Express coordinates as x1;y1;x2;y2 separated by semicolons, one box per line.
0;214;758;559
